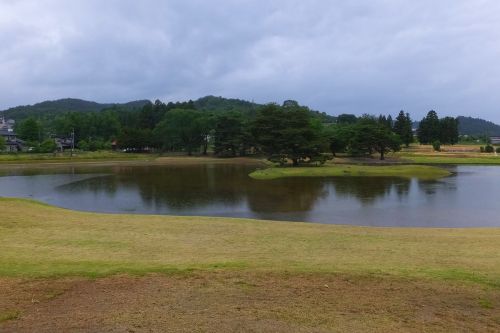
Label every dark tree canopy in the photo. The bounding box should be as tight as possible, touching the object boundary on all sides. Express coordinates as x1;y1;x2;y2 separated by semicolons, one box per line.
16;118;42;142
153;109;205;155
393;111;414;147
417;110;440;144
252;104;324;166
417;111;458;145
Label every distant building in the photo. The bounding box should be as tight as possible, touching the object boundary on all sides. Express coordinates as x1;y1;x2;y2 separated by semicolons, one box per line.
0;129;24;152
491;137;500;145
0;116;15;130
55;137;73;151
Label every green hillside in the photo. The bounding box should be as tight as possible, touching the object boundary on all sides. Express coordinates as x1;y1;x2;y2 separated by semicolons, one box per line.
457;116;500;136
1;98;149;121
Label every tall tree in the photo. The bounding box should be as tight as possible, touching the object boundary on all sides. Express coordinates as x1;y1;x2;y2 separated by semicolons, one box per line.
324;124;353;156
153;109;204;155
16;118;42;142
213;112;246;157
252;104;324;166
417;110;440;144
393;111;414;147
439;117;459;145
350;118;402;160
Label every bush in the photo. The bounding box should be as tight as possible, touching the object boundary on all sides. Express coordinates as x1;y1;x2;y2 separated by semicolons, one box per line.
432;140;441;152
485;145;494;153
39;139;57;153
496;147;500;154
480;146;485;153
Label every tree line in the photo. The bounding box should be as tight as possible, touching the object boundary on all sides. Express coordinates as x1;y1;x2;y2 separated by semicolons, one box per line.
11;99;460;164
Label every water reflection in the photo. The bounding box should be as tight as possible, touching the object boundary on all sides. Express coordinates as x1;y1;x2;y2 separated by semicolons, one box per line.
0;164;498;227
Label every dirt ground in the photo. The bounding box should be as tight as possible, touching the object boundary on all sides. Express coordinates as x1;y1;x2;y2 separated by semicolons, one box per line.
1;272;499;333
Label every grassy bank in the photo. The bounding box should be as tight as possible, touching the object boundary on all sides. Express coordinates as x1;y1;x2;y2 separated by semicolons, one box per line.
400;154;500;165
2;198;500;331
0;197;498;285
249;164;451;180
0;151;154;164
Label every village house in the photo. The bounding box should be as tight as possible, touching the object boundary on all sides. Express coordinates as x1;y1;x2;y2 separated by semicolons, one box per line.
0;128;24;152
491;137;500;145
0;116;15;130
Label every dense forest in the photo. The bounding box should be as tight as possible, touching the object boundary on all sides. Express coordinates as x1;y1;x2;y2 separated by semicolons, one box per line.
3;96;468;163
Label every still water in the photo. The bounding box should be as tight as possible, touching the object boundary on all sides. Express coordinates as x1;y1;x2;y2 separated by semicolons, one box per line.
0;164;498;227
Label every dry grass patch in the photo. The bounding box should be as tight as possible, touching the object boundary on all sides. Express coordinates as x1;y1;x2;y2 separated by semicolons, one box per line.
1;272;500;332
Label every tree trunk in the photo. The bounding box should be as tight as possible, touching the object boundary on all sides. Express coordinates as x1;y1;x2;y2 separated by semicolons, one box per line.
380;150;385;160
292;158;299;166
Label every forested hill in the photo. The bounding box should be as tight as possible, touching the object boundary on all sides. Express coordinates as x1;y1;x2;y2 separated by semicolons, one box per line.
413;116;500;136
0;96;336;123
0;98;150;121
456;116;500;136
194;96;336;123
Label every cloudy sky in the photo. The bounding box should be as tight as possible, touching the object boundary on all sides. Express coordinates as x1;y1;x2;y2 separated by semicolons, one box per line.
1;0;500;121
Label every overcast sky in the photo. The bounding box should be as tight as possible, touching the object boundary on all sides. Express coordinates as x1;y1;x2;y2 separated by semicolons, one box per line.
1;0;500;121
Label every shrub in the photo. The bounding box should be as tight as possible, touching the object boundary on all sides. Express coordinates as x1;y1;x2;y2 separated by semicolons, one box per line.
485;145;494;153
496;147;500;154
432;140;441;152
480;146;485;153
39;139;57;153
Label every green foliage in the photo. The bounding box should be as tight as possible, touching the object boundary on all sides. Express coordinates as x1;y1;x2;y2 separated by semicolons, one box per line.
418;111;459;145
153;109;205;155
393;111;414;147
439;117;459;145
252;104;324;166
78;139;110;151
117;128;153;151
2;98;149;122
432;140;441;152
496;147;500;154
139;100;168;129
324;124;352;156
457;116;500;136
417;110;440;144
350;118;401;160
0;136;5;151
39;139;57;153
213;112;247;157
16;118;42;142
337;114;358;125
484;145;494;153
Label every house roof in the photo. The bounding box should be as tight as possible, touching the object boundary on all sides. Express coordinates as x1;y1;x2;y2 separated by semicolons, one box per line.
0;129;16;136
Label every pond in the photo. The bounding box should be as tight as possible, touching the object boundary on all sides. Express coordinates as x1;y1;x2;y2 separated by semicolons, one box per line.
0;163;498;227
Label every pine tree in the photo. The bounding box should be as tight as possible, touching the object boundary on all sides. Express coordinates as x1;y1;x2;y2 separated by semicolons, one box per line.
393;111;413;147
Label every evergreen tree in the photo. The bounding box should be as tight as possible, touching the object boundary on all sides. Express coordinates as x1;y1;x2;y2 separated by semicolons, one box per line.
439;117;459;145
417;110;440;144
393;111;413;147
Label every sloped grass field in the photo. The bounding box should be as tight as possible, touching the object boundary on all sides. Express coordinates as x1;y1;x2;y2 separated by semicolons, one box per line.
1;198;500;332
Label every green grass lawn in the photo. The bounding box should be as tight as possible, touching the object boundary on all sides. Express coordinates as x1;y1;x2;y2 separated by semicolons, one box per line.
1;197;499;288
2;197;500;331
400;154;500;165
0;151;155;163
249;164;451;180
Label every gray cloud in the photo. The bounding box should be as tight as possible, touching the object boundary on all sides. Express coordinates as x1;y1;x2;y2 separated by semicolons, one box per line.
1;0;500;122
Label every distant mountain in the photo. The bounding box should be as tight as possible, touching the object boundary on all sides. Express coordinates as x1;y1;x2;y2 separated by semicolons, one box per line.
413;116;500;136
456;116;500;136
0;98;150;121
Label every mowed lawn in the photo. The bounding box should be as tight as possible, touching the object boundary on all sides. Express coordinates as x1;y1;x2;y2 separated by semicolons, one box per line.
2;197;500;332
